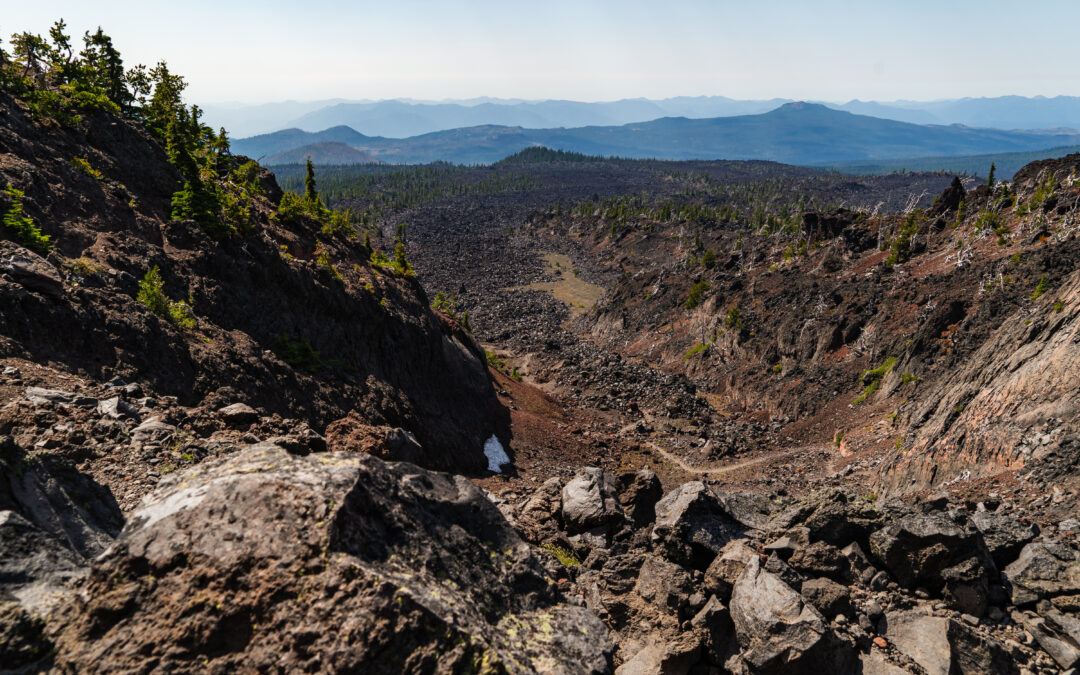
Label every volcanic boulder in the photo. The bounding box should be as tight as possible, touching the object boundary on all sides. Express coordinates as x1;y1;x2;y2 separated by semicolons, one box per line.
50;443;613;673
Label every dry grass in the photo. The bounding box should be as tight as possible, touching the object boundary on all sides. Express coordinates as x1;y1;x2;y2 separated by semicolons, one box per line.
509;252;606;317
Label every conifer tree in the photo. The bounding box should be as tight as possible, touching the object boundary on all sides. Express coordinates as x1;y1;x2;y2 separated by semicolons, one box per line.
302;157;317;206
80;27;128;108
987;163;996;187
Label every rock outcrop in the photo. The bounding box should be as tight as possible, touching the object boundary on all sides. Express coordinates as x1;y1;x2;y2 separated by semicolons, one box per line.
48;443;613;673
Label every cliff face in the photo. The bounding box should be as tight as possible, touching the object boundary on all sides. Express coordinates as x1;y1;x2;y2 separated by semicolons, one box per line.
0;91;507;473
879;268;1080;494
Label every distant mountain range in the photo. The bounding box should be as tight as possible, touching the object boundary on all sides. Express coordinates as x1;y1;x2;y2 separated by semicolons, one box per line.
206;95;1080;139
232;102;1080;167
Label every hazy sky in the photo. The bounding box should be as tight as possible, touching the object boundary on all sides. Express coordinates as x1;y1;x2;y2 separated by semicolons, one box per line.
6;1;1080;105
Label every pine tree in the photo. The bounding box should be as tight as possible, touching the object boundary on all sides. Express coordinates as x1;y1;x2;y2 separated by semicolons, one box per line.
80;28;129;109
304;157;319;205
987;163;997;187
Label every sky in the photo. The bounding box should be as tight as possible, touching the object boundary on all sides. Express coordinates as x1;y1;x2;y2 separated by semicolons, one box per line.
5;0;1080;106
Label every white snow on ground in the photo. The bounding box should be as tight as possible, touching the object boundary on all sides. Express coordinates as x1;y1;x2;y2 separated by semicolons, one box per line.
484;435;510;473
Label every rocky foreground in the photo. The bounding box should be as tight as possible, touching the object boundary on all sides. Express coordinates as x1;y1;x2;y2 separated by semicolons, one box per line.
4;385;1079;673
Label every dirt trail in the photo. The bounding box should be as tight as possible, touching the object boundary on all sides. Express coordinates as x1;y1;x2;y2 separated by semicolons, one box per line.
644;440;817;478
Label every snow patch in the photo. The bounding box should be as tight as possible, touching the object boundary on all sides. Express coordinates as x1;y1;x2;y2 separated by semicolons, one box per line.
484;435;510;473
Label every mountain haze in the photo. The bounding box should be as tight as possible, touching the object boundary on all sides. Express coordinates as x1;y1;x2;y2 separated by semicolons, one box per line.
234;103;1080;166
205;95;1080;138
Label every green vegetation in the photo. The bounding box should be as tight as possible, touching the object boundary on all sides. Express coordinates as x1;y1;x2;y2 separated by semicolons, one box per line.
684;280;710;309
684;342;709;359
275;158;357;237
701;248;716;269
496;147;603;164
1031;275;1048;301
772;363;783;374
70;155;102;180
852;356;897;406
725;306;742;330
1030;171;1056;211
1;183;51;252
885;210;923;266
833;431;844;448
485;349;507;370
369;242;415;277
952;198;966;228
484;349;522;380
0;20;283;241
540;542;581;567
986;162;996;186
136;266;195;330
315;244;342;280
900;372;920;385
273;335;331;371
1052;298;1065;313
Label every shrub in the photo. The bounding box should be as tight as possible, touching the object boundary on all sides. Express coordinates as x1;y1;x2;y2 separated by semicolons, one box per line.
392;242;415;276
885;211;922;266
272;335;341;372
485;349;508;370
701;248;716;269
1;184;51;253
725;306;742;330
1031;275;1048;300
71;155;103;180
684;280;710;309
70;257;105;277
136;266;196;330
852;356;897;406
315;244;342;280
1052;299;1064;313
541;543;580;567
684;342;708;359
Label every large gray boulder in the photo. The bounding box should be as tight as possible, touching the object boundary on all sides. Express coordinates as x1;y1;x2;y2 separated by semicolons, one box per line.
869;511;997;615
633;554;695;616
883;610;1017;675
1004;541;1080;606
729;555;853;673
562;467;624;535
970;510;1039;568
652;482;743;570
768;488;883;548
50;443;613;673
704;539;756;600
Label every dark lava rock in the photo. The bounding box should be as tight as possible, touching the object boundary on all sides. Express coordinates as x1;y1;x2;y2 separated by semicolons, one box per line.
800;577;852;619
769;489;884;550
730;555;855;674
970;510;1039;569
884;610;1017;675
1004;541;1080;607
652;482;744;570
1019;606;1080;669
0;242;63;299
614;469;662;528
869;510;997;615
49;443;613;673
691;595;735;666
